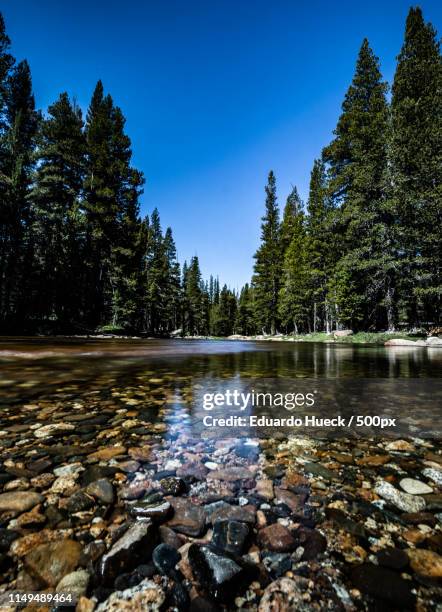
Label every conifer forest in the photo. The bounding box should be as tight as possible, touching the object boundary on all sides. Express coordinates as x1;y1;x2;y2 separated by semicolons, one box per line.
0;7;440;337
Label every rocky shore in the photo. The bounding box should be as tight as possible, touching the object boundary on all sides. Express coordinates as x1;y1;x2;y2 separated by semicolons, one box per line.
1;383;442;610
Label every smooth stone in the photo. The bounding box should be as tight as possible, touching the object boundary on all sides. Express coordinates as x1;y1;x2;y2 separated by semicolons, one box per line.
188;544;244;602
56;569;90;598
351;564;415;608
255;479;274;500
99;521;157;584
24;540;82;587
88;446;126;462
128;499;172;521
258;577;304;611
152;543;180;576
85;479;115;504
422;467;442;486
399;477;433;495
274;488;306;512
95;579;165;611
303;462;337;480
34;423;75;438
385;440;414;452
66;490;95;513
167;498;206;537
376;547;409;570
207;503;256;525
407;548;442;580
423;493;442;511
374;480;426;513
128;447;153;462
176;461;209;481
257;524;297;552
0;491;43;513
212;520;249;556
0;528;19;552
207;467;253;482
401;512;437;527
53;463;84;477
81;466;118;486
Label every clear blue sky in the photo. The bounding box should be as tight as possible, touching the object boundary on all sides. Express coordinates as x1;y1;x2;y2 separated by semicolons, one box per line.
3;1;442;289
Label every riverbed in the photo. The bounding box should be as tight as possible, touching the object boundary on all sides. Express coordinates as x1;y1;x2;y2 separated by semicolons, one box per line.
0;338;441;610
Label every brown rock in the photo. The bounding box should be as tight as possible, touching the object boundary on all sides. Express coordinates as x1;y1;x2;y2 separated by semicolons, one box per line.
258;577;305;611
257;524;297;552
24;540;82;587
255;479;274;500
207;467;254;481
128;447;152;462
356;455;390;466
167;498;206;537
88;446;126;462
0;491;43;513
407;549;442;580
274;488;306;512
10;529;73;557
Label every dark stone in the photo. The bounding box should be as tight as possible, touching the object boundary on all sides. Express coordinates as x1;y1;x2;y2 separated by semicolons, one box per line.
0;473;14;486
160;525;183;549
176;462;209;481
81;466;118;487
66;490;95;513
234;444;259;460
325;507;368;539
153;470;177;480
98;520;158;584
303;462;338;480
351;563;415;609
377;547;409;570
262;552;292;578
152;543;181;576
423;494;442;511
85;479;115;505
167;498;206;537
212;520;249;556
136;562;156;578
0;528;19;552
160;477;187;496
401;512;437;527
206;502;256;525
190;596;219;612
188;544;244;602
114;572;132;591
128;499;172;522
168;582;190;610
295;528;327;561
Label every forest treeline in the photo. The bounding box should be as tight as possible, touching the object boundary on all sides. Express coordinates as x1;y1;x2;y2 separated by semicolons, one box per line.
0;7;440;336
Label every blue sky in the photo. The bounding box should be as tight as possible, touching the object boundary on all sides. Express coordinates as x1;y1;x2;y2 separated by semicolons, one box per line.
3;1;442;288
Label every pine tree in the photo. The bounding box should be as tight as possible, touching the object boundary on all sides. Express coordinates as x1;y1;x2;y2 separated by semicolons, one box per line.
391;7;442;327
235;283;256;335
31;93;86;329
252;171;281;335
211;285;237;336
83;81;144;330
280;186;302;254
322;39;392;330
182;256;207;335
305;159;333;332
1;60;39;327
278;202;310;333
163;227;181;333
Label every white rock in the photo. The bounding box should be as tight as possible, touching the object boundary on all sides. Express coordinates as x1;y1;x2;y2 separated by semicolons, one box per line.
204;462;219;470
374;480;426;513
422;467;442;486
427;336;442;346
384;338;426;347
95;579;164;611
53;463;84;477
56;569;90;598
399;478;433;495
34;423;75;438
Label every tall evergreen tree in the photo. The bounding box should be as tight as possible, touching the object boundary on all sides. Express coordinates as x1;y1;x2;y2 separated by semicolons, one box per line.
83;81;144;330
163;227;182;333
211;284;237;336
305;159;333;332
252;171;281;334
236;283;256;335
182;256;206;335
280;186;302;254
279;202;310;333
391;7;442;327
31;93;86;328
1;60;38;327
322;39;392;330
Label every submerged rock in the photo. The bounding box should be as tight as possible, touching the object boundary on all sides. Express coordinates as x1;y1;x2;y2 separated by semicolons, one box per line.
374;480;426;513
0;491;43;513
258;577;305;611
188;544;244;602
167;498;206;536
257;523;297;552
23;539;82;587
98;521;157;584
212;520;249;556
350;563;415;608
399;477;433;495
95;579;165;611
152;543;180;576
